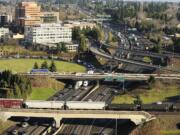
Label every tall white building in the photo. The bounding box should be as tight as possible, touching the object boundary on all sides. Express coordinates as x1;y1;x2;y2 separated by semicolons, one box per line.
25;23;72;44
0;27;9;39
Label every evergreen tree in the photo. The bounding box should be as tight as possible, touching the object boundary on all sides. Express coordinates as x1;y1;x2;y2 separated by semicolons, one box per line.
107;32;113;43
79;35;88;52
147;75;156;89
49;61;57;72
14;83;21;98
33;62;39;69
6;89;14;98
134;95;142;105
62;43;68;52
41;61;48;69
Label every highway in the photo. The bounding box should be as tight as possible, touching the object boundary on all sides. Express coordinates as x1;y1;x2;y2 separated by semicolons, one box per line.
90;46;160;68
56;84;117;135
90;46;180;72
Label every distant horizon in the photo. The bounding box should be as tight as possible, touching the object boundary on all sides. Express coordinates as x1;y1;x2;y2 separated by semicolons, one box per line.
119;0;180;2
0;0;179;3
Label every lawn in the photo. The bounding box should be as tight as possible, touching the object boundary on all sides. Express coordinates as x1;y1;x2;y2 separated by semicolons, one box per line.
112;87;180;104
161;130;180;135
0;59;86;73
28;87;57;100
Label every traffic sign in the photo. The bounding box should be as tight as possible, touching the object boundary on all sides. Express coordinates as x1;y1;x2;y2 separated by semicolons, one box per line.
105;76;113;81
116;76;125;82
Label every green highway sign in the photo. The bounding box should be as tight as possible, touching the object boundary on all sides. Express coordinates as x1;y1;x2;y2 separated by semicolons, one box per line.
105;76;113;81
116;76;125;82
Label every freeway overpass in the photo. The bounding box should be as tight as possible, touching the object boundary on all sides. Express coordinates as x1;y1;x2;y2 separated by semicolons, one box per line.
101;43;167;59
23;73;180;81
90;46;160;69
90;46;180;72
0;109;154;128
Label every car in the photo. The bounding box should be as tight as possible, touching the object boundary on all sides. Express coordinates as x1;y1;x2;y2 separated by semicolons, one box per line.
24;117;30;122
11;130;18;135
19;131;27;135
21;122;28;128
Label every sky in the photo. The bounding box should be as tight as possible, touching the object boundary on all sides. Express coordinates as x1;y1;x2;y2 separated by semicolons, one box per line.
123;0;180;2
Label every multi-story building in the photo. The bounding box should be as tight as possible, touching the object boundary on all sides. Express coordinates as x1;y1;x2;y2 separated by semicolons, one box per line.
25;23;72;44
0;27;9;39
64;21;96;30
41;12;60;23
15;2;41;27
0;14;12;26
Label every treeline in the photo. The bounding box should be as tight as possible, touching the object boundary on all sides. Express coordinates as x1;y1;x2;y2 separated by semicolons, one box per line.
0;70;32;99
33;61;57;72
72;26;103;52
105;4;138;23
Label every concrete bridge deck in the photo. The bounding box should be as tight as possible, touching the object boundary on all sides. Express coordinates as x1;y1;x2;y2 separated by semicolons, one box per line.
0;109;155;127
23;73;180;81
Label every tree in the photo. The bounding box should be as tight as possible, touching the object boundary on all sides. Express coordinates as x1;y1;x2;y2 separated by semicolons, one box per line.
14;83;21;98
147;75;156;89
79;35;88;52
61;42;68;53
49;61;57;72
90;27;104;42
143;57;152;64
6;89;14;98
107;32;113;43
176;11;180;21
33;62;39;69
134;95;142;105
72;27;81;40
41;61;48;69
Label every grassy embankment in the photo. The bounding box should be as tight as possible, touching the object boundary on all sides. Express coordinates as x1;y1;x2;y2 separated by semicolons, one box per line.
0;58;86;100
112;87;179;104
112;82;180;104
0;59;86;73
130;118;180;135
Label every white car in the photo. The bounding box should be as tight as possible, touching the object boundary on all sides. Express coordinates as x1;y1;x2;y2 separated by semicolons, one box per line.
21;122;28;128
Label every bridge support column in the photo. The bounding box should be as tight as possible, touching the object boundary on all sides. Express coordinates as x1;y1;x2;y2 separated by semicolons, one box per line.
54;117;62;128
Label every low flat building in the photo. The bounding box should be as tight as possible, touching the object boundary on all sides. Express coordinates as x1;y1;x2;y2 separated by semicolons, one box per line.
13;33;24;39
66;43;78;52
0;27;9;39
24;23;72;44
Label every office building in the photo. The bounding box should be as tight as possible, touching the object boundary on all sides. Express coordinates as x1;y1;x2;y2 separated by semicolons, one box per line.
25;23;72;44
0;14;12;26
15;2;41;27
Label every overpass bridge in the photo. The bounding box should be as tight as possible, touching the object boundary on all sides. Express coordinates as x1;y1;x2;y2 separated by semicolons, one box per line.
90;46;180;72
0;109;155;128
23;73;180;81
